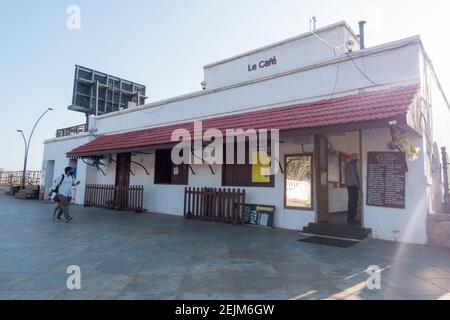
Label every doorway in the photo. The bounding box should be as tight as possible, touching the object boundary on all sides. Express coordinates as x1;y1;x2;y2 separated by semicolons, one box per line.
115;153;131;187
315;132;363;226
44;160;55;199
315;135;329;223
114;153;131;209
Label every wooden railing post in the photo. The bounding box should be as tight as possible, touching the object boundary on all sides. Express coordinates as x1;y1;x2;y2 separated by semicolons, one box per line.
83;184;143;213
183;187;245;225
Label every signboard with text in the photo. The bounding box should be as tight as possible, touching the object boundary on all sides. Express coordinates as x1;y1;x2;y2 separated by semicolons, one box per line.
366;152;407;209
243;204;275;228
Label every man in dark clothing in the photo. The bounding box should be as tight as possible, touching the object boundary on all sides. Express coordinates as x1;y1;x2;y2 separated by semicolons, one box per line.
345;153;360;225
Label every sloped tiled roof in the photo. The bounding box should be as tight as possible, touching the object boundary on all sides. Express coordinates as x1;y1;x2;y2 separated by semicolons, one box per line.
67;85;418;158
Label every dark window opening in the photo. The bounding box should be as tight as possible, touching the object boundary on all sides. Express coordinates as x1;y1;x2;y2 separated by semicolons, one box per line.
154;149;188;185
222;141;274;188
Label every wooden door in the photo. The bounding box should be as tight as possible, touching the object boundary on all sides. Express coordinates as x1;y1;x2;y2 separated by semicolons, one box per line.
115;153;131;187
315;135;329;222
115;153;131;209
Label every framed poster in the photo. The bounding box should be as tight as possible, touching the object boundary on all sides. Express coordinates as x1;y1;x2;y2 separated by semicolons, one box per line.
328;155;340;184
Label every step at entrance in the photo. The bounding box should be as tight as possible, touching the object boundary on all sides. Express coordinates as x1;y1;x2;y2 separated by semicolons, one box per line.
300;223;372;241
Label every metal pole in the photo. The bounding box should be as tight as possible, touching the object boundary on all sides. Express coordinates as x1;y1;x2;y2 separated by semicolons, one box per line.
442;147;450;212
17;108;53;189
17;131;27;188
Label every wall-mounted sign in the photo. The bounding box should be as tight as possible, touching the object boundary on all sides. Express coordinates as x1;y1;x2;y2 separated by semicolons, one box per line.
248;56;277;72
367;152;406;209
243;204;275;228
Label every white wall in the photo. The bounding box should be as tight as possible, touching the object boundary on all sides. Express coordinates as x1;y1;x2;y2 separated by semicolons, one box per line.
421;52;450;201
204;23;359;89
361;127;428;244
42;134;94;205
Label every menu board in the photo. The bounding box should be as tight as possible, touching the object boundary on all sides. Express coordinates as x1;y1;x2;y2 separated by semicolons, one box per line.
243;204;275;228
367;152;406;209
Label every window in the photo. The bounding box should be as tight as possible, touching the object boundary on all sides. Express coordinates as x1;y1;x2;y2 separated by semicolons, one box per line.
285;154;313;210
222;143;274;188
154;149;188;185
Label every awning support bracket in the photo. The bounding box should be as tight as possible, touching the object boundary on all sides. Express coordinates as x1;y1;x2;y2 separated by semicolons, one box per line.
188;164;195;175
82;158;106;176
130;160;150;176
278;161;285;174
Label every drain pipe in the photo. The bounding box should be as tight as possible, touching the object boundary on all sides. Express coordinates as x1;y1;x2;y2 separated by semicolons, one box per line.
359;21;367;49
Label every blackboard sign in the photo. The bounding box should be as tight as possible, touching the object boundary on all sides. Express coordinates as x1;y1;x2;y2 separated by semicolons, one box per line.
243;204;275;228
367;152;406;209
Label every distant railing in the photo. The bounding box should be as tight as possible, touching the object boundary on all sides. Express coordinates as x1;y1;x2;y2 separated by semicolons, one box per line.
184;187;245;224
0;170;41;186
56;124;87;138
84;184;144;213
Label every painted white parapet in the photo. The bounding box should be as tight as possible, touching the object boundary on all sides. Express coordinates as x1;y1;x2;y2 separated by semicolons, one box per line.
203;22;360;89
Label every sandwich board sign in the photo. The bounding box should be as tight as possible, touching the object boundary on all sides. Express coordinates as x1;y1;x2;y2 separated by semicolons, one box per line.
243;204;275;228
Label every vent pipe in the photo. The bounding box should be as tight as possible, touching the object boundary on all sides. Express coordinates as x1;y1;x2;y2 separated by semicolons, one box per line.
358;21;367;49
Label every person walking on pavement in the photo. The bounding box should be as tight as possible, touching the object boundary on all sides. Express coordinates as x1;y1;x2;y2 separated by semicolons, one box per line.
48;167;80;223
345;153;361;225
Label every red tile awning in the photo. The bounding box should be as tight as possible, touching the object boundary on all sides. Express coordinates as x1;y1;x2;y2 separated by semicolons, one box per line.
67;85;418;158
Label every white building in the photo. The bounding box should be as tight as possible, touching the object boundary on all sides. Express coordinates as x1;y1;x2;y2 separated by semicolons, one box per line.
42;21;450;245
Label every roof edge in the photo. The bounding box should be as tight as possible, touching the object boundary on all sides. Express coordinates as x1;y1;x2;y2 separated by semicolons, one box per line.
203;21;357;70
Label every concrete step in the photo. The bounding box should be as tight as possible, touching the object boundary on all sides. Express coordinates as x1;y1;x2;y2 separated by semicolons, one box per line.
301;223;372;241
306;223;372;234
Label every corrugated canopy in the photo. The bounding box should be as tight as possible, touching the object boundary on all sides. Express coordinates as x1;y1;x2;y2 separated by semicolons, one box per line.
67;85;418;158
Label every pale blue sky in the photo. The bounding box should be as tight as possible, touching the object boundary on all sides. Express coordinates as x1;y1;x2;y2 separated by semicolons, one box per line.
0;0;449;170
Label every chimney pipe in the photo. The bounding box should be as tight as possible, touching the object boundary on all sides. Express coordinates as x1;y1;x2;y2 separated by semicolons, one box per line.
359;20;366;49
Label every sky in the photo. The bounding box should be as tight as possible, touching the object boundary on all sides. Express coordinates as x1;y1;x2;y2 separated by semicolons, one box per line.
0;0;449;171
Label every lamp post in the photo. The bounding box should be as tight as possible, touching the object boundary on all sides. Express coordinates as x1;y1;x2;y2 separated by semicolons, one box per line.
17;107;53;188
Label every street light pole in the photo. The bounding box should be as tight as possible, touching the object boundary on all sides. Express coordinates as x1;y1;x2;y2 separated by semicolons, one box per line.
17;107;53;188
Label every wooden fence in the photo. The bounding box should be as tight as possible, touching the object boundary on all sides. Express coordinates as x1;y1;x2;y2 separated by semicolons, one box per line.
184;187;246;224
84;184;144;213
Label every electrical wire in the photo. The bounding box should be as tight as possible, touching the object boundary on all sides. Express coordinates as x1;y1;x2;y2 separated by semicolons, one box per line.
346;53;378;86
328;62;341;100
179;0;229;33
271;0;302;27
271;0;336;55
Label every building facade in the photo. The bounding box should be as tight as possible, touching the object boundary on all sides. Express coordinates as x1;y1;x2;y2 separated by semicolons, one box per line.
42;21;450;245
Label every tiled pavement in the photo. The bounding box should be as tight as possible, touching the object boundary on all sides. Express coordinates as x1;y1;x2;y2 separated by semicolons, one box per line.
0;194;450;300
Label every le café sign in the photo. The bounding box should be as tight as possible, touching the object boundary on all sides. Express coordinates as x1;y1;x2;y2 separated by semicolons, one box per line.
248;56;277;72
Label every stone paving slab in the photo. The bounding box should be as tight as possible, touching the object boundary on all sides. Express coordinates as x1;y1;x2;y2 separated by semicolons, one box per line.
0;194;450;300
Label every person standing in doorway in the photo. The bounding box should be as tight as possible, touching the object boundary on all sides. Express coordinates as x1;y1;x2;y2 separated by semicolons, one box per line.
49;167;80;223
345;153;361;225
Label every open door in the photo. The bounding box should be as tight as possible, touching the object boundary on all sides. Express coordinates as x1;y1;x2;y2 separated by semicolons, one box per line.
315;135;329;222
115;153;131;209
115;153;131;187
